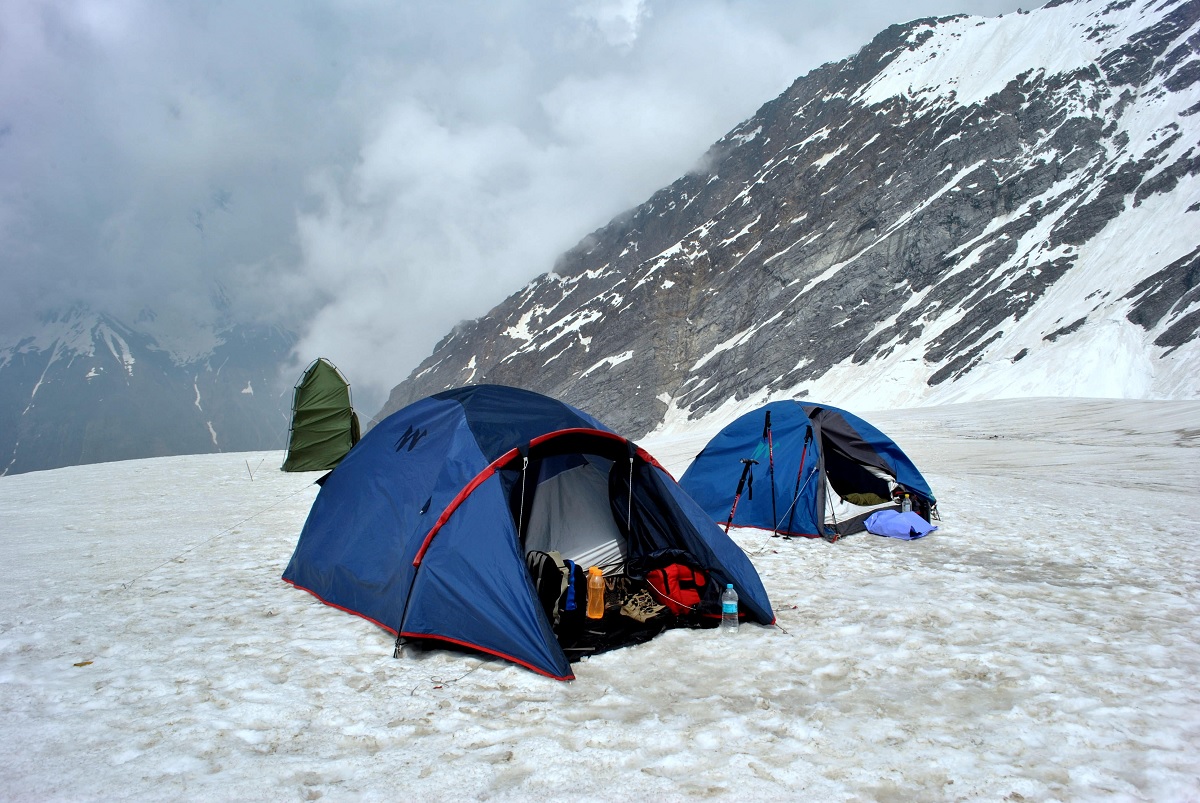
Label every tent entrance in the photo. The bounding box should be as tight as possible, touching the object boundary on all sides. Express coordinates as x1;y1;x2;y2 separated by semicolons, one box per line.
819;435;899;535
822;441;895;505
498;430;638;572
521;453;629;570
499;433;716;660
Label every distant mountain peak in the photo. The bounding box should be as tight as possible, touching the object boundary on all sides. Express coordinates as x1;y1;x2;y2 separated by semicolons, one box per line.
0;309;298;475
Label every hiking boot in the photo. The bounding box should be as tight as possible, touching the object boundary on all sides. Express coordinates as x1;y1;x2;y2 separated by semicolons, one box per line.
620;589;667;623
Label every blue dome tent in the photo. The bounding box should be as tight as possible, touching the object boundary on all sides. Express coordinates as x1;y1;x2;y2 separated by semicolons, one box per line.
283;385;774;680
679;401;936;541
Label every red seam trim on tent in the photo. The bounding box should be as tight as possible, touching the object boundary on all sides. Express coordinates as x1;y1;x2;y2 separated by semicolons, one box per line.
398;631;574;681
412;427;656;566
410;456;511;567
282;578;399;635
281;579;575;680
729;520;825;537
524;428;664;473
526;427;663;472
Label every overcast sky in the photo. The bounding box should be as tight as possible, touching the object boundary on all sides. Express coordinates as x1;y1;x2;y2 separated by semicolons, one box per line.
0;0;1029;412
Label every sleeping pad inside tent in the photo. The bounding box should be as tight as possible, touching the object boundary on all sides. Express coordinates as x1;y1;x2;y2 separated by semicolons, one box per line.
282;384;774;680
679;400;937;541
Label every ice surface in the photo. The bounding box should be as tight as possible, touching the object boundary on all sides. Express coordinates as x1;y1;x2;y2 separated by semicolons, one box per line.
1;398;1197;800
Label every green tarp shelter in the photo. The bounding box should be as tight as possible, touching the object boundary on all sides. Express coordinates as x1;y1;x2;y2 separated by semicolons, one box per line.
282;358;360;472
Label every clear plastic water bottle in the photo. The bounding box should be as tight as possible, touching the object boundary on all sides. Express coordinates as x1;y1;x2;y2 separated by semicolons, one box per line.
720;584;739;633
901;493;912;513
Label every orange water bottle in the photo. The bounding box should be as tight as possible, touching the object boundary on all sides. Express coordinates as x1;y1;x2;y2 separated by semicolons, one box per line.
586;566;605;619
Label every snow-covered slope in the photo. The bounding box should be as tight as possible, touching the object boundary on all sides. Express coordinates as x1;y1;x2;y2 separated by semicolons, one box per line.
1;398;1196;800
382;0;1200;437
0;307;297;475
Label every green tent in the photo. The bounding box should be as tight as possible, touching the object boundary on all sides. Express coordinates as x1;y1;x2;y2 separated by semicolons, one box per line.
282;358;361;472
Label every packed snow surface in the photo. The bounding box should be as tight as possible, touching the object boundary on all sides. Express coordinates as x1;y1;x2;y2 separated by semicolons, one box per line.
1;398;1198;801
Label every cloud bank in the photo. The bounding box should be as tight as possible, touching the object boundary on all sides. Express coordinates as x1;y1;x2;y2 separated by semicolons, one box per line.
0;0;1026;412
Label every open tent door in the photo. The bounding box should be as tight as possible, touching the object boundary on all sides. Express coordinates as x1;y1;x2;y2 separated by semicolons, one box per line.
520;452;629;570
680;400;936;540
499;433;774;662
282;358;360;472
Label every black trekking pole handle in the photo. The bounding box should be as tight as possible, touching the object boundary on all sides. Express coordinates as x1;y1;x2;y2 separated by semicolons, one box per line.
724;458;758;533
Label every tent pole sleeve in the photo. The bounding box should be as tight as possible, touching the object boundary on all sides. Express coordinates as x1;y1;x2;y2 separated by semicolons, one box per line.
517;456;529;543
766;411;777;537
627;456;634;527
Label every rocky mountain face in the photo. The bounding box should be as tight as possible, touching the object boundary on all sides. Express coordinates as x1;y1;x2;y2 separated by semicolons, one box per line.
381;0;1200;437
0;308;296;475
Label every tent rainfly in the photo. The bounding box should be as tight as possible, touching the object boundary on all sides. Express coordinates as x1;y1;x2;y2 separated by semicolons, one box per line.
282;358;360;472
283;384;774;680
679;401;936;541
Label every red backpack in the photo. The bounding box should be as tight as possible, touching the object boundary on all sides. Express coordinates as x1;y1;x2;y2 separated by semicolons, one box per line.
646;563;708;615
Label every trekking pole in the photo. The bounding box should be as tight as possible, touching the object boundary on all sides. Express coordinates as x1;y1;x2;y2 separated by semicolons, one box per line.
761;464;817;552
724;458;758;533
765;411;778;537
774;465;816;531
782;426;813;539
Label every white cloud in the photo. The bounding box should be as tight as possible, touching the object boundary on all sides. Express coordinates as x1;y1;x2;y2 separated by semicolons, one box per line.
570;0;648;48
0;0;1030;413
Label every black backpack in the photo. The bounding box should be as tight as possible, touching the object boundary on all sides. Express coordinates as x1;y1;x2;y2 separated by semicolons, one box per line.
525;551;586;633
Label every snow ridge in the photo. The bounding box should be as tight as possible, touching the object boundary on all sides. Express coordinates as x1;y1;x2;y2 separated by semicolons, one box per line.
381;0;1200;438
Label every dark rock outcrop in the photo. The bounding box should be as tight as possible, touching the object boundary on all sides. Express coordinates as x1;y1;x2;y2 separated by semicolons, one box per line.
382;0;1200;434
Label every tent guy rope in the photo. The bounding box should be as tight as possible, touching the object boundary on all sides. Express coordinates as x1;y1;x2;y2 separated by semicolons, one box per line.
115;482;315;593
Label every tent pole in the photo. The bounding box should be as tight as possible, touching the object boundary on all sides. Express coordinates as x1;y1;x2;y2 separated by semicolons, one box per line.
626;457;634;528
782;426;813;539
774;465;816;536
517;456;529;543
765;411;778;537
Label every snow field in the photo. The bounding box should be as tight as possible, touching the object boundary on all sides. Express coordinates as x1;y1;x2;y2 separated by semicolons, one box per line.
0;397;1197;800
